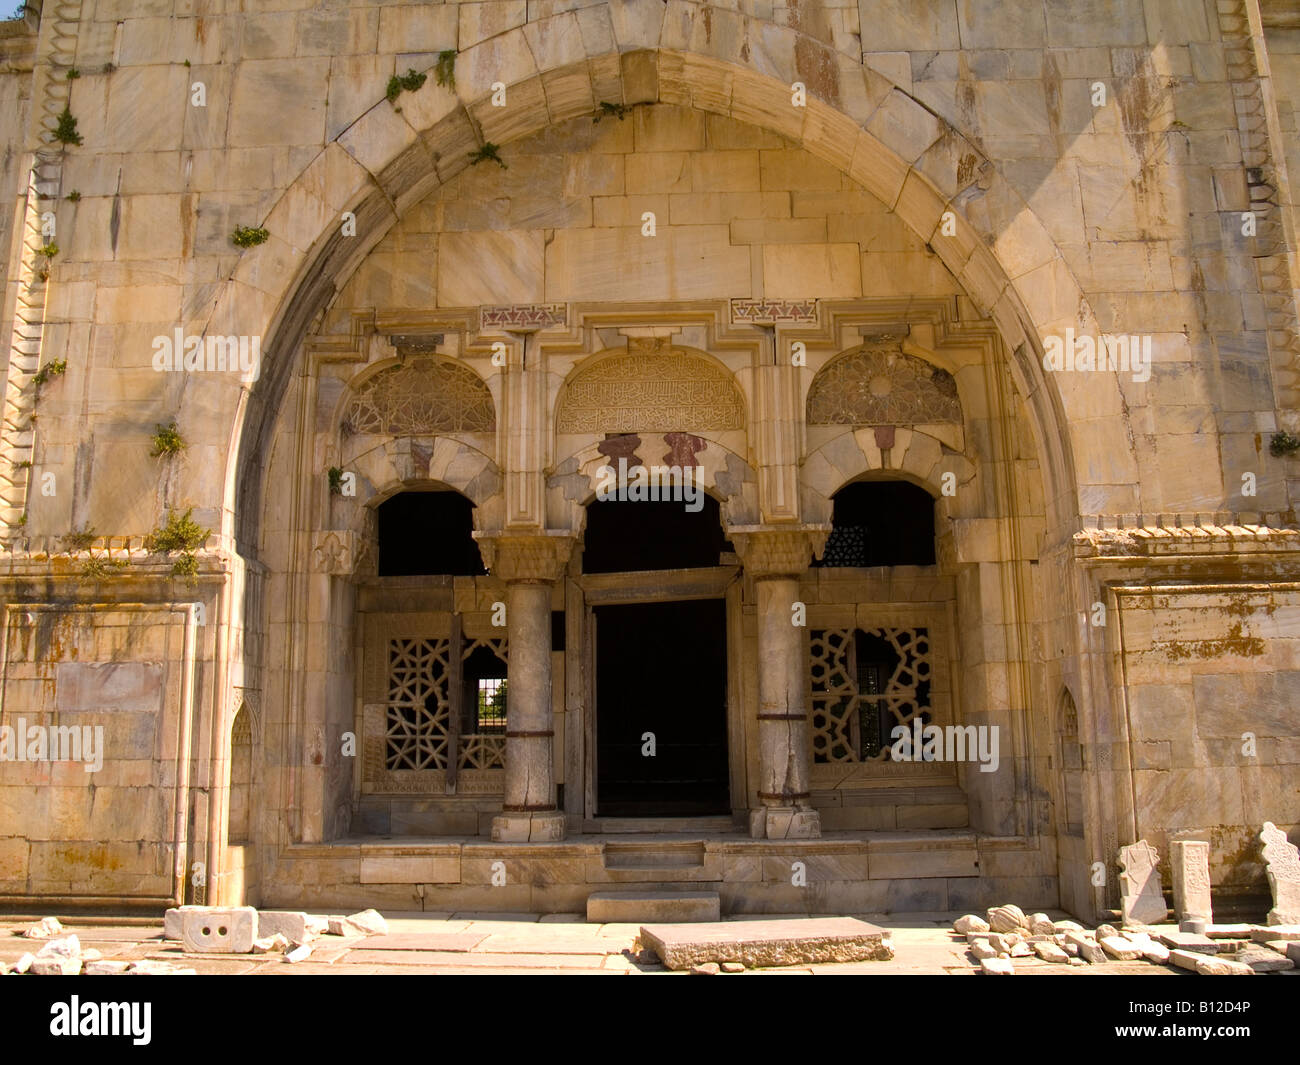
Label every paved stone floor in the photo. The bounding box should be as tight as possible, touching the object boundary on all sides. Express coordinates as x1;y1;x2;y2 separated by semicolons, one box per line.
0;910;1222;975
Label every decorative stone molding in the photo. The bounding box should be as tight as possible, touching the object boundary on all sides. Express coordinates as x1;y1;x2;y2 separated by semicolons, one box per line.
730;298;818;324
1073;515;1300;558
311;530;360;575
556;348;745;433
730;525;832;576
474;532;577;582
479;303;567;330
807;345;961;426
342;357;495;435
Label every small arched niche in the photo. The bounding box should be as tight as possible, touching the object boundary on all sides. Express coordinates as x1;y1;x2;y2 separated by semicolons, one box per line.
228;704;253;845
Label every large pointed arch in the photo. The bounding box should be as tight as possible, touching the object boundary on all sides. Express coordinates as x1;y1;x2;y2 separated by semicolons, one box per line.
207;38;1098;556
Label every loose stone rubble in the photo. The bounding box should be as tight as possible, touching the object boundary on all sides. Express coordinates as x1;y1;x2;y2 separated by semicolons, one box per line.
22;917;63;939
956;903;1297;976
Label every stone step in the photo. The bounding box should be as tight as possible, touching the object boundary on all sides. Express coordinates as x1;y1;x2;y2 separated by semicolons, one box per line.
602;840;707;870
586;891;721;924
585;816;735;834
639;917;893;970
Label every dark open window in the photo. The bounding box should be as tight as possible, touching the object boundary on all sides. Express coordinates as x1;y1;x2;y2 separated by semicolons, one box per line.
377;490;486;576
813;480;936;568
582;496;726;573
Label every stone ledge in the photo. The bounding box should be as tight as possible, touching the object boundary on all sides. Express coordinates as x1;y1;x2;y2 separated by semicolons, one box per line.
1073;514;1300;558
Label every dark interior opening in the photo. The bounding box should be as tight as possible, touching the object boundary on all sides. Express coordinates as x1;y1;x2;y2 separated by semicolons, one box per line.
582;497;726;573
813;480;936;568
595;599;729;817
376;490;486;576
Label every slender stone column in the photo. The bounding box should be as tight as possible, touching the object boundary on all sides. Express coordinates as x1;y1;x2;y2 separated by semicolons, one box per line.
475;533;575;842
731;526;830;840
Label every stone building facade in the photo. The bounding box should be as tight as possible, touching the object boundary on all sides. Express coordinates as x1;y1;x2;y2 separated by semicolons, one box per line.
0;0;1298;921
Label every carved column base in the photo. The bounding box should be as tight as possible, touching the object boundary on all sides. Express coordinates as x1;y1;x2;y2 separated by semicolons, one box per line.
491;811;566;843
749;807;822;840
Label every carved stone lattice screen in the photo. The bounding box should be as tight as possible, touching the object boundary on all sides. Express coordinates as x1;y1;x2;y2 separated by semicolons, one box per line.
556;348;745;433
810;627;932;763
343;357;495;434
458;637;508;770
806;346;961;426
385;638;452;770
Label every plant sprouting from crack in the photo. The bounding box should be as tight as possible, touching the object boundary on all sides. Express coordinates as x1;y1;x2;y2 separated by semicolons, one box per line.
146;507;210;579
41;241;58;259
61;525;97;552
1270;431;1300;457
80;556;128;580
66;190;80;202
53;107;82;146
387;67;427;103
66;67;79;80
469;142;506;169
150;421;185;457
435;50;456;90
328;466;345;495
231;225;269;248
33;359;66;391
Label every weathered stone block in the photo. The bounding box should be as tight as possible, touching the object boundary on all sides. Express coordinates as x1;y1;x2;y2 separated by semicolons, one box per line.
639;917;891;970
180;906;257;953
586;891;720;923
256;911;310;944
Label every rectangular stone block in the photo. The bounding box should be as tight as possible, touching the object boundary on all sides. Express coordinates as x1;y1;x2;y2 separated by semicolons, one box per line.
163;905;204;941
1158;930;1220;954
256;910;310;944
1170;839;1213;923
639;917;892;970
586;891;719;923
180;906;257;954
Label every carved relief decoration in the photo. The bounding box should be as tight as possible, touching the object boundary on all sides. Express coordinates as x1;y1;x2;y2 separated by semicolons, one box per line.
807;346;961;426
556;349;745;434
342;357;495;435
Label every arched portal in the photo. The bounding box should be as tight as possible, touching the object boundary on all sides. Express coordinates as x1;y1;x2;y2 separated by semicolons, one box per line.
221;42;1083;913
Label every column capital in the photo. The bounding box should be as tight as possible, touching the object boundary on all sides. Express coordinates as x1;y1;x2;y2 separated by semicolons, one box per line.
474;531;577;582
728;525;831;577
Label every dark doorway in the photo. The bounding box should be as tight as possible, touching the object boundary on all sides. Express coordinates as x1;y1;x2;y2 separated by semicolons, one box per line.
595;599;728;817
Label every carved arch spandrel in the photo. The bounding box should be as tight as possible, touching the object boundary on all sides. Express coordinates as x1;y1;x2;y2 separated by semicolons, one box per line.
555;344;746;435
341;356;496;436
807;344;962;427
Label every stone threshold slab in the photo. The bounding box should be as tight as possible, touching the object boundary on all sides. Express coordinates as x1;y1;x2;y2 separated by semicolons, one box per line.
640;917;892;969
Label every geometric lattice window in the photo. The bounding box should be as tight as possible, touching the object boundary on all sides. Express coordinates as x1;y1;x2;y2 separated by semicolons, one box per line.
810;627;932;763
385;638;452;770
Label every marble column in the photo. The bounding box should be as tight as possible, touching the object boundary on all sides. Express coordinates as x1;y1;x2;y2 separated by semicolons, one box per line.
731;526;830;840
475;533;575;842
